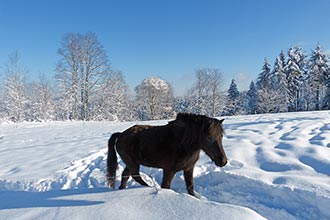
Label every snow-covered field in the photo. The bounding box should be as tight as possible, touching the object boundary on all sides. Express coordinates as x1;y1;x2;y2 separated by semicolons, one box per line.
1;111;330;220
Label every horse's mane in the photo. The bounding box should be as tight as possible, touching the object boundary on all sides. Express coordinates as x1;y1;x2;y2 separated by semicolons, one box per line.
170;113;223;149
175;112;209;123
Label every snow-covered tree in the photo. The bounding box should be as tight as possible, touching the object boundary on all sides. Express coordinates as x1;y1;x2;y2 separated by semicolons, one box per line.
279;50;286;70
0;86;5;121
306;44;329;110
2;52;28;122
173;96;190;114
186;68;225;116
256;58;272;90
25;76;55;121
208;69;226;117
134;76;174;120
323;58;330;110
323;87;330;110
294;47;307;111
256;88;280;113
55;33;80;120
55;32;111;120
222;79;240;116
238;91;249;115
273;53;287;86
272;54;289;112
91;71;132;121
246;81;257;114
285;46;305;111
256;58;278;113
186;69;210;115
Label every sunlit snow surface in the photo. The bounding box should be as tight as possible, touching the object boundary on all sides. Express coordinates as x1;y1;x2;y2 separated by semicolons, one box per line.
1;111;330;220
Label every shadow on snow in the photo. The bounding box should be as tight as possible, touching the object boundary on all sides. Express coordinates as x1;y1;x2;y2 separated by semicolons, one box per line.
0;188;108;210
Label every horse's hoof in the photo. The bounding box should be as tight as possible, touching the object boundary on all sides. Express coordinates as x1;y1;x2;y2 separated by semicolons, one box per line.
119;185;126;190
107;180;116;189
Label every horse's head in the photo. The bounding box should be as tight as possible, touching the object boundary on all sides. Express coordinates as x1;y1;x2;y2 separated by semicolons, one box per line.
201;118;227;167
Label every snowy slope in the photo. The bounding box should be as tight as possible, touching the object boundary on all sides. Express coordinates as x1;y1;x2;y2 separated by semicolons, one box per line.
0;187;265;220
1;111;330;220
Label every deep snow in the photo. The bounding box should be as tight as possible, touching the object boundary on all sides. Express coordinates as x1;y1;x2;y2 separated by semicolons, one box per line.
0;187;265;220
1;111;330;220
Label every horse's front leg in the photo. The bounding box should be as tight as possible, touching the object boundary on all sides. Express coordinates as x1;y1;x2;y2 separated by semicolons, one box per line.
119;166;131;189
184;167;195;196
161;170;176;189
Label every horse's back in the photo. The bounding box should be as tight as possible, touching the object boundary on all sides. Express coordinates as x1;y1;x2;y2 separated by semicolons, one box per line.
116;124;153;154
116;124;179;167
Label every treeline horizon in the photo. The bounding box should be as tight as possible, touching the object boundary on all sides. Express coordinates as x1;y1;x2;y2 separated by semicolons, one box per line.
1;32;330;123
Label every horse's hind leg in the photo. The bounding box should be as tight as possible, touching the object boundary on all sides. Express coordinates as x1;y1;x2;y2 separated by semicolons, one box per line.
184;168;195;196
119;166;131;189
130;164;149;187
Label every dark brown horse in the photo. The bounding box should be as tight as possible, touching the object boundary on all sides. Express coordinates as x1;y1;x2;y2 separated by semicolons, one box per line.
106;113;227;196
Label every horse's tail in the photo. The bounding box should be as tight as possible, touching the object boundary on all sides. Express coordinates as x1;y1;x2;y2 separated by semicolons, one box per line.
106;132;121;189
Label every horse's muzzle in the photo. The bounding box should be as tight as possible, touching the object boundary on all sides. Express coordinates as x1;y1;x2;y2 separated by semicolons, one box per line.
215;158;227;167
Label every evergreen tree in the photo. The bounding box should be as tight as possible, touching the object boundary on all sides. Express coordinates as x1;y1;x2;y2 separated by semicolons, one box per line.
256;58;278;113
285;47;304;111
307;44;329;110
279;50;286;69
222;79;240;116
272;55;289;112
228;79;240;100
323;87;330;110
246;81;257;114
323;62;330;109
238;91;249;115
294;46;307;111
0;86;4;121
256;58;272;90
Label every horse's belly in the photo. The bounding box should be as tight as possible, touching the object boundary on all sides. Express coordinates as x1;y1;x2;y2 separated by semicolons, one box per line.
139;151;200;171
140;155;173;170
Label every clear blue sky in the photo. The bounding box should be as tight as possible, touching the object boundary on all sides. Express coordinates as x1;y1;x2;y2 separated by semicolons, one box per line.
1;0;330;95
